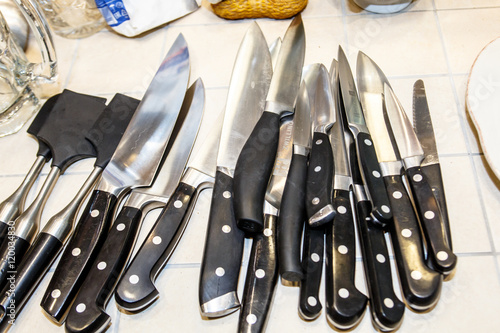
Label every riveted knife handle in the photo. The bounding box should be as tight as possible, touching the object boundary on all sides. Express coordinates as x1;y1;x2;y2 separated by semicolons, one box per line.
325;189;367;330
0;232;63;323
298;224;324;321
406;166;456;275
384;175;443;312
238;213;278;333
306;132;334;227
278;153;307;282
65;206;142;333
116;182;196;312
0;235;30;292
199;171;245;317
356;132;392;226
41;189;117;323
234;111;280;233
354;198;404;332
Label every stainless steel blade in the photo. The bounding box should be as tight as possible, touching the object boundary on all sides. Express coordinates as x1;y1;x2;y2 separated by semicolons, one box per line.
99;34;190;195
292;81;312;150
302;63;321;134
265;15;305;117
216;22;272;173
384;84;424;169
269;37;282;69
413;79;439;167
312;64;336;133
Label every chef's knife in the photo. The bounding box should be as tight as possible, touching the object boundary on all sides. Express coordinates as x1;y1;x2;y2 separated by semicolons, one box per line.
324;58;367;330
64;79;204;333
40;34;190;323
233;15;305;233
357;52;442;311
198;22;272;318
337;47;392;227
238;118;293;333
413;79;455;275
384;84;457;275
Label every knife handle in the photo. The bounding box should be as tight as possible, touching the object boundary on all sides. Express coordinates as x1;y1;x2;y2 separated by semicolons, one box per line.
354;198;405;332
65;206;142;333
115;182;196;312
234;111;280;233
0;232;63;323
383;175;443;312
238;213;278;333
298;224;324;321
356;132;392;226
0;224;7;251
278;153;307;282
199;171;245;317
40;189;117;323
306;132;335;227
325;189;367;330
0;234;31;292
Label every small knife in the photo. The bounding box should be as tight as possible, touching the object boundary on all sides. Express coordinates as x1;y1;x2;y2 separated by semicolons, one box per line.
233;15;305;233
337;47;392;227
357;52;442;311
198;22;272;318
40;34;190;324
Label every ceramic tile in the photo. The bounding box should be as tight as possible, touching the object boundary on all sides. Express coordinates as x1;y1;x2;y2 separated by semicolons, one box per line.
302;0;343;17
302;16;345;66
435;0;500;9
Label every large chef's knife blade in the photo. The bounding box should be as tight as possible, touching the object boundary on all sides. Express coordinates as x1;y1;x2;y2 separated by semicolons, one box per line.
198;22;272;318
233;15;305;233
40;34;190;323
357;52;442;311
384;85;457;275
337;47;392;227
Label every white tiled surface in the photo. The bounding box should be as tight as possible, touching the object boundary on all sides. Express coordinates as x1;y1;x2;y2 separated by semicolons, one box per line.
1;0;500;332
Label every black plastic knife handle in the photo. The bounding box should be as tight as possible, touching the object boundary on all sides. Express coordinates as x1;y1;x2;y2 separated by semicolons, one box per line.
325;189;367;330
115;182;196;312
406;166;456;275
238;213;278;333
356;132;392;226
306;132;335;228
278;153;307;282
234;111;280;233
40;189;117;323
298;224;324;321
0;234;30;292
384;175;442;312
65;206;142;333
199;171;245;317
0;232;63;323
354;198;404;332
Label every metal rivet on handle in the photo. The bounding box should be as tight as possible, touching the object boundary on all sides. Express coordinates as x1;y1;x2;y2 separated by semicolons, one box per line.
116;223;125;231
337;206;347;214
312;197;320;205
311;253;320;262
91;209;99;217
402;229;412;238
72;248;81;256
316;139;323;145
314;166;321;172
339;288;350;299
246;314;257;325
222;225;231;233
424;211;435;219
372;170;381;178
381;205;390;213
437;251;449;261
411;270;422;280
393;191;403;199
153;236;162;245
263;229;273;237
97;262;107;270
364;139;372;146
215;267;225;277
384;298;394;308
413;174;423;182
76;303;86;313
223;191;231;199
255;269;265;278
376;254;386;263
308;297;317;306
338;245;348;254
51;289;61;299
174;200;183;208
129;275;139;285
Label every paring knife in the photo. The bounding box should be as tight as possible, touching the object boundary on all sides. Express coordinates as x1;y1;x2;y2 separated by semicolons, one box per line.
198;22;272;318
115;88;219;313
337;47;392;227
357;52;442;311
324;58;367;330
233;15;305;233
40;34;190;324
238;118;293;333
64;79;205;333
412;79;455;276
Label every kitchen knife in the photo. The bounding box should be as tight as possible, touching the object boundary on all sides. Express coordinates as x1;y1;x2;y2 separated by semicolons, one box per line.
238;117;293;333
337;47;392;227
198;22;272;318
233;15;305;233
40;34;190;324
64;79;204;333
384;84;457;275
413;79;455;276
324;58;367;330
115;88;219;313
269;37;281;68
357;52;442;311
0;94;140;327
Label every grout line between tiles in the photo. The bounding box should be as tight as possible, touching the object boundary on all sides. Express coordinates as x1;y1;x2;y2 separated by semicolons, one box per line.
62;39;82;90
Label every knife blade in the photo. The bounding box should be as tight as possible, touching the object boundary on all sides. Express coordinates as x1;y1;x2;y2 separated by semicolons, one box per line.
40;34;190;323
384;84;457;275
357;51;442;311
233;15;305;233
337;47;392;227
413;79;455;276
198;22;272;318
